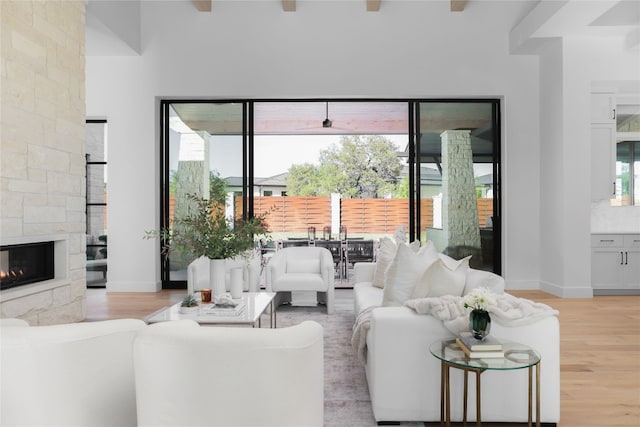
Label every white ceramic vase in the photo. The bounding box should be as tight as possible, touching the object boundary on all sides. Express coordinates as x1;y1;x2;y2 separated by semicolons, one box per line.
209;258;227;297
230;267;243;299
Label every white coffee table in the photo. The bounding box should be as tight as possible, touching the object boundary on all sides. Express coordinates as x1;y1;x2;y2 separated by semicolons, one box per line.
146;292;277;328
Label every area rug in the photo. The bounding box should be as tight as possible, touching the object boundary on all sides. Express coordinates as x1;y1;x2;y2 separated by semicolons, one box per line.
267;301;424;427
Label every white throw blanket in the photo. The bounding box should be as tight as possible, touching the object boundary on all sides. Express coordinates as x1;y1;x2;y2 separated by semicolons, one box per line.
351;294;559;365
405;293;559;335
351;306;376;365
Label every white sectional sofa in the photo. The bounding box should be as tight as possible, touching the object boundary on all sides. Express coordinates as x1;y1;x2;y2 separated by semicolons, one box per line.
1;318;324;427
352;258;560;425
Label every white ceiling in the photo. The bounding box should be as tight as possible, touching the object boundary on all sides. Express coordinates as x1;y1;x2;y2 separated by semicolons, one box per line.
86;0;640;56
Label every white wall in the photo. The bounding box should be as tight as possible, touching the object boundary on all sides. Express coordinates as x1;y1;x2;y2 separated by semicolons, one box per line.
538;34;640;297
86;0;542;292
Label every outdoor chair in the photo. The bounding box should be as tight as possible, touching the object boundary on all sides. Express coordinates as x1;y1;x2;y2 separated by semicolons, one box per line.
314;239;344;278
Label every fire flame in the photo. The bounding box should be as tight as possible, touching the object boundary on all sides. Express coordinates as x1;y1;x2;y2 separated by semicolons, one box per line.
0;268;24;282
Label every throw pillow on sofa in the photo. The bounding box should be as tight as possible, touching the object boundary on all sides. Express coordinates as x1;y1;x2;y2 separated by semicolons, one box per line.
381;243;439;306
372;238;431;289
411;255;471;298
463;267;505;295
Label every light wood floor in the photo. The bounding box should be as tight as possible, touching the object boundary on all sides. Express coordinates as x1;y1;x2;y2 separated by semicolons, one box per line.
85;288;640;427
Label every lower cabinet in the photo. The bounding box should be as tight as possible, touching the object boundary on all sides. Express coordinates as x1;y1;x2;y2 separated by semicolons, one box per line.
591;234;640;294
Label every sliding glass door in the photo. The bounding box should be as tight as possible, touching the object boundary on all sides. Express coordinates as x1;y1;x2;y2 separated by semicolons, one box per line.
160;101;247;285
159;99;501;288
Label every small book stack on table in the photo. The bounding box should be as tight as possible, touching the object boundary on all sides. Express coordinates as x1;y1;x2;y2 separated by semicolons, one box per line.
456;332;504;358
202;301;246;316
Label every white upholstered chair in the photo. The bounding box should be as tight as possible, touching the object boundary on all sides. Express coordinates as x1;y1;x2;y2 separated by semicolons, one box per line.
265;246;335;314
133;319;324;427
187;250;261;295
1;318;146;427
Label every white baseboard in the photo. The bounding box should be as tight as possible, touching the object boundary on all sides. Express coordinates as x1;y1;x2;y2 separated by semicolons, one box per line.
540;280;593;298
506;279;594;298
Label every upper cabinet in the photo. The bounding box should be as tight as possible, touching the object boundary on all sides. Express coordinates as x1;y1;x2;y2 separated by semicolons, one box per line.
591;91;617;202
591;124;617;201
591;92;616;124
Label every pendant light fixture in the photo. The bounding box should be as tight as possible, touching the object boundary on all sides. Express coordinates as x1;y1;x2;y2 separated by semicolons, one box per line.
322;102;333;128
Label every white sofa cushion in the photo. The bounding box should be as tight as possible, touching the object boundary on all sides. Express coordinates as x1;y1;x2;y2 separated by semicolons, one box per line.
288;258;321;274
353;281;383;314
274;272;326;291
372;237;397;288
463;267;505;295
382;243;439;306
372;238;424;288
411;255;470;298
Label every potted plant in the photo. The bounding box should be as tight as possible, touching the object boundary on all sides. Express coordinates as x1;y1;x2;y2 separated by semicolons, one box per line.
463;287;497;340
179;293;200;315
147;192;269;295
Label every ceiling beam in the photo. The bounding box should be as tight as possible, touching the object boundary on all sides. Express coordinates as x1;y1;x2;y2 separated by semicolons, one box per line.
451;0;468;12
193;0;212;12
282;0;296;12
367;0;381;12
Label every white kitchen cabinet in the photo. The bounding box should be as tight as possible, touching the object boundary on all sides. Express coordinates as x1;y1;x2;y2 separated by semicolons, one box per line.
591;234;640;295
590;124;616;201
591;92;616;124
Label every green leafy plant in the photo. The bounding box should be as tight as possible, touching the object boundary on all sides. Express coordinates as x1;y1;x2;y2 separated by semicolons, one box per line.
147;193;269;260
181;293;199;308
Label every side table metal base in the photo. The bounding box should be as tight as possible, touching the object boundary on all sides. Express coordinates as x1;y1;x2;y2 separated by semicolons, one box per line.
439;360;540;427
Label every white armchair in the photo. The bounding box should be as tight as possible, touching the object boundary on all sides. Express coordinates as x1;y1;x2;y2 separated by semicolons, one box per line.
133;319;324;427
1;318;146;427
266;246;335;314
187;250;261;295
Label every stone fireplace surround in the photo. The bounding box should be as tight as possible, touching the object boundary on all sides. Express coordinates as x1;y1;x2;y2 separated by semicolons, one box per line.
1;1;87;325
0;235;74;321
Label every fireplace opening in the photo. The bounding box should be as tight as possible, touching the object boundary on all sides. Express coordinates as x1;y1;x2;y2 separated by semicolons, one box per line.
0;242;55;290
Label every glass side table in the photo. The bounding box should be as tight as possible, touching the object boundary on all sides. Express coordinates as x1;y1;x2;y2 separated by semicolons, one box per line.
429;339;541;427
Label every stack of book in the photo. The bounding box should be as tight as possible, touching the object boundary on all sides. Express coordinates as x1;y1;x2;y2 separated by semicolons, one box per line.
202;301;246;316
455;332;504;358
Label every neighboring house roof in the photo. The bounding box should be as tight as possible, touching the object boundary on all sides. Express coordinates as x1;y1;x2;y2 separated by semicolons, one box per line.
224;176;243;187
255;172;288;187
399;165;442;185
477;173;493;185
225;172;289;189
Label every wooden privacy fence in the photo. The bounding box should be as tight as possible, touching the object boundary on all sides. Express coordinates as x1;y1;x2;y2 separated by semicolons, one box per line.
253;196;331;233
243;196;493;234
171;195;493;233
341;198;408;234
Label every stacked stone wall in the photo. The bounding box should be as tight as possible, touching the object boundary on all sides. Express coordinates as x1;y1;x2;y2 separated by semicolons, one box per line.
1;0;87;324
440;130;482;261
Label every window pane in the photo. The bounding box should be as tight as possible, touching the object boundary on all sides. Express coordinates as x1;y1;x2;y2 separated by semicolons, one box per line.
634;142;640;206
615;142;631;206
419;102;496;272
86;164;106;204
167;103;243;281
253;101;409;242
86;121;107;162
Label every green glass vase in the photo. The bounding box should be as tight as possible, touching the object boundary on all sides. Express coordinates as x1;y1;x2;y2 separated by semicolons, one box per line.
469;309;491;340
